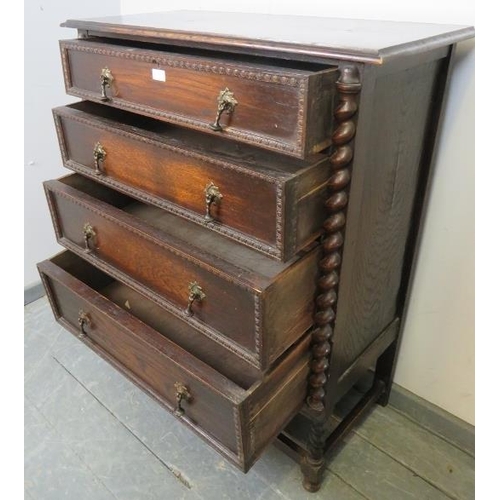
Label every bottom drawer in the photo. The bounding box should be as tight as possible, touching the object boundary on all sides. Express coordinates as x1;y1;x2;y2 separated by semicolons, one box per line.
37;251;310;471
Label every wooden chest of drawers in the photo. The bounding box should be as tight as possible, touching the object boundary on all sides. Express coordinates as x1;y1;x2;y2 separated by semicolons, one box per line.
38;11;474;491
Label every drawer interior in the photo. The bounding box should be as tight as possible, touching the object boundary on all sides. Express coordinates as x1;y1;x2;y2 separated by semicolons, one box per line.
49;251;260;388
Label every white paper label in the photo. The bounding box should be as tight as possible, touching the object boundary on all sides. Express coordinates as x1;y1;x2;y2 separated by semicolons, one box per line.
152;68;166;82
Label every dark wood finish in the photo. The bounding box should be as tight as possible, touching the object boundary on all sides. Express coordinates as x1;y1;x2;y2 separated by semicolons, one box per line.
275;37;470;494
300;379;386;491
375;46;459;407
53;101;330;261
37;13;474;493
306;66;361;414
38;251;311;472
60;38;337;158
62;12;473;64
44;174;320;370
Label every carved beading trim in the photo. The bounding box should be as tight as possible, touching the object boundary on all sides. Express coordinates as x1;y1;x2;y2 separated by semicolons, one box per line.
38;271;61;321
254;295;262;359
53;110;286;259
275;182;284;251
44;185;63;240
296;79;307;154
306;66;361;413
55;110;285;183
53;114;69;164
233;407;244;464
61;40;305;85
60;41;308;156
60;45;72;91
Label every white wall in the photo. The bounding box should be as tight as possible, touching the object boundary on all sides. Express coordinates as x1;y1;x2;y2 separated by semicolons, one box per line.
394;39;475;425
24;1;121;287
25;0;474;425
121;1;474;424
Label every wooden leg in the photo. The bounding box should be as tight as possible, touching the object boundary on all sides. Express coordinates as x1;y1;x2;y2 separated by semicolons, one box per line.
287;379;386;492
300;419;327;492
374;340;398;407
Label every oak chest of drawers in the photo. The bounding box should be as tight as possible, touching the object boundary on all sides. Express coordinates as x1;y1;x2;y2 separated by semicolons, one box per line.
38;11;474;491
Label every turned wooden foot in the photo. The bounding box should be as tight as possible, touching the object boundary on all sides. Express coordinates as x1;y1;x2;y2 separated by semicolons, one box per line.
301;453;325;492
301;416;327;493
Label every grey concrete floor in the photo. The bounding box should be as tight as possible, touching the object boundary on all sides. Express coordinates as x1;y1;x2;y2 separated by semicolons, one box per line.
25;297;474;500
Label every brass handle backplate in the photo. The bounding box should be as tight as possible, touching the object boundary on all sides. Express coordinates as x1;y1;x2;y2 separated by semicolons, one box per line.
174;382;191;417
100;67;113;101
185;282;205;316
77;310;90;337
83;223;96;253
204;182;223;222
209;88;238;131
93;142;106;176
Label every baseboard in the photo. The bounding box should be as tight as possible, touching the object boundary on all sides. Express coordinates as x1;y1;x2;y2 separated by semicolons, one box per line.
389;384;474;456
24;281;46;305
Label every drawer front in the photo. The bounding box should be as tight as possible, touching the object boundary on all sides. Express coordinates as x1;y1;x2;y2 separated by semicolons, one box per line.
45;182;258;357
38;253;311;471
60;39;336;158
45;174;321;370
54;107;280;252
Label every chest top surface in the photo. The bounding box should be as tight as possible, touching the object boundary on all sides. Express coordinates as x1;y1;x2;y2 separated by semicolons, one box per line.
62;10;474;63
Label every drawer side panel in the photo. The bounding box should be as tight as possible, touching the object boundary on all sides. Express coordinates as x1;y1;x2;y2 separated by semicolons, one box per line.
334;59;443;376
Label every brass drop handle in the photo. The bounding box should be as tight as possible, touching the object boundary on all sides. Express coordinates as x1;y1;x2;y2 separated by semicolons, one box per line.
100;67;113;101
174;382;191;417
93;142;106;175
185;282;205;316
204;182;223;222
209;88;238;131
78;310;90;337
83;223;96;253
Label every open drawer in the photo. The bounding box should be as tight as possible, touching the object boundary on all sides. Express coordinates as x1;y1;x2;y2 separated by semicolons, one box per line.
44;174;320;370
53;101;330;261
59;38;337;158
38;251;311;471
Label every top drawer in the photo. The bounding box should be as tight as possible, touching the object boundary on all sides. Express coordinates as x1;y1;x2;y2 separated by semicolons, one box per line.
60;39;337;158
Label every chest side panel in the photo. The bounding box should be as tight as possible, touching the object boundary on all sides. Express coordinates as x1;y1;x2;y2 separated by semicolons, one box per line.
333;58;445;378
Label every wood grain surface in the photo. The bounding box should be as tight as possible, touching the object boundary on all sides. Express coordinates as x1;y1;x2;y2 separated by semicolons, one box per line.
38;13;474;490
38;250;311;471
53;101;330;260
332;59;443;384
